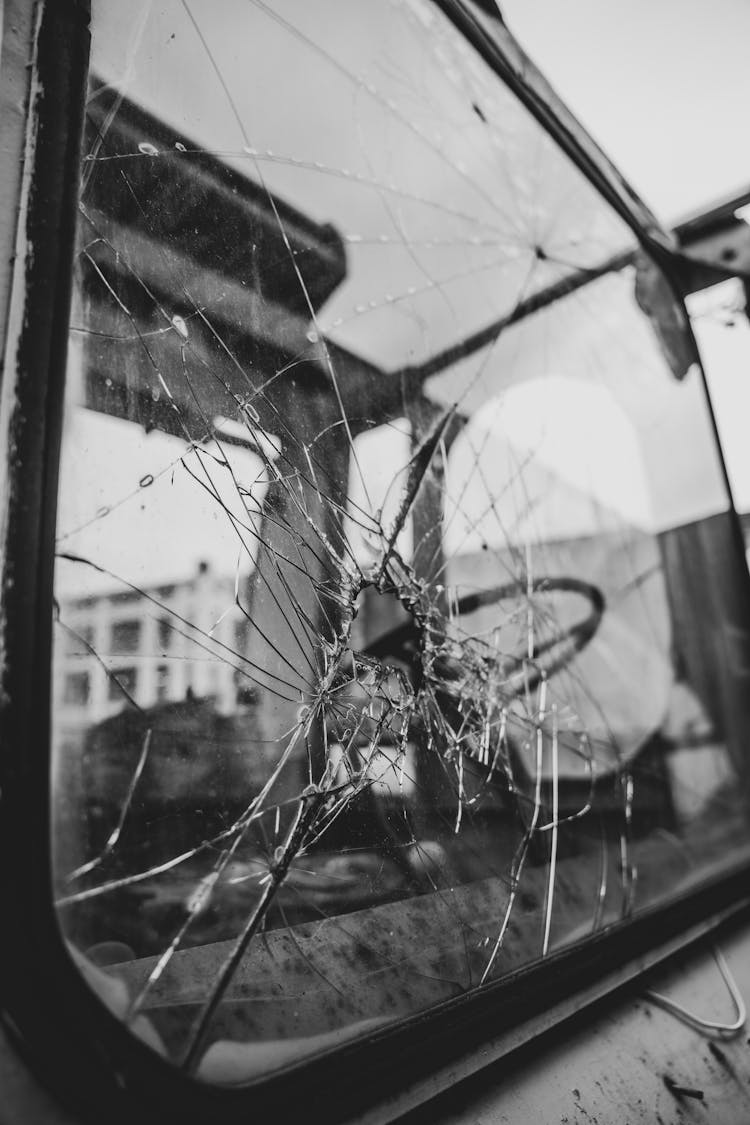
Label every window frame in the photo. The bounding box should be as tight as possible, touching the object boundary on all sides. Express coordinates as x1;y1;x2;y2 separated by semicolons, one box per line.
2;2;750;1123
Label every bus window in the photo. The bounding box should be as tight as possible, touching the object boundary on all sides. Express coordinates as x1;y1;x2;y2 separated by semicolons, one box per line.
48;0;750;1090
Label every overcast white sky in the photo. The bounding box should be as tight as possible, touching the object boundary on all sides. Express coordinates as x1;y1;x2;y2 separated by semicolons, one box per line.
500;0;750;223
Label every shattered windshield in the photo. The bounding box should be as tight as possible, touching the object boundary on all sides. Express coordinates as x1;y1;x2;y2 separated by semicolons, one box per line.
51;0;750;1084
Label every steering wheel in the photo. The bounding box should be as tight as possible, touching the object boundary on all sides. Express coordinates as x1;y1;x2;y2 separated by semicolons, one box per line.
339;577;603;870
364;576;605;697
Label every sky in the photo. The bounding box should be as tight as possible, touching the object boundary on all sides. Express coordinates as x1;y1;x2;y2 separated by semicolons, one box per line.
500;0;750;224
500;0;750;511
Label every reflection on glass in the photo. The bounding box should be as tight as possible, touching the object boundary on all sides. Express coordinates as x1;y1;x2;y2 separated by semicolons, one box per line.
51;0;750;1085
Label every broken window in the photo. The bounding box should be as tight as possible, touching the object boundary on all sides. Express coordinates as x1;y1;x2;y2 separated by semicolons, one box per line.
50;0;750;1089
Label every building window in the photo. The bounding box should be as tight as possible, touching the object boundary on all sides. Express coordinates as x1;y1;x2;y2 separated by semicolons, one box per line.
107;666;137;701
111;619;141;654
155;664;170;702
62;622;94;655
157;616;172;651
62;671;90;706
233;617;248;654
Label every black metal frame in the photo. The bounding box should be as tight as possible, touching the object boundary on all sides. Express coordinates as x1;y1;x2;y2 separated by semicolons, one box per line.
2;2;750;1123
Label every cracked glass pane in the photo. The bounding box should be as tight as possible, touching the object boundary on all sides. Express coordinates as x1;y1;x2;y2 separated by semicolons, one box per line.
51;0;750;1084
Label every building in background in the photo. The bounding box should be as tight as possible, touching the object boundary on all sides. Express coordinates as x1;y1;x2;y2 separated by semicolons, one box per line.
54;559;252;747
